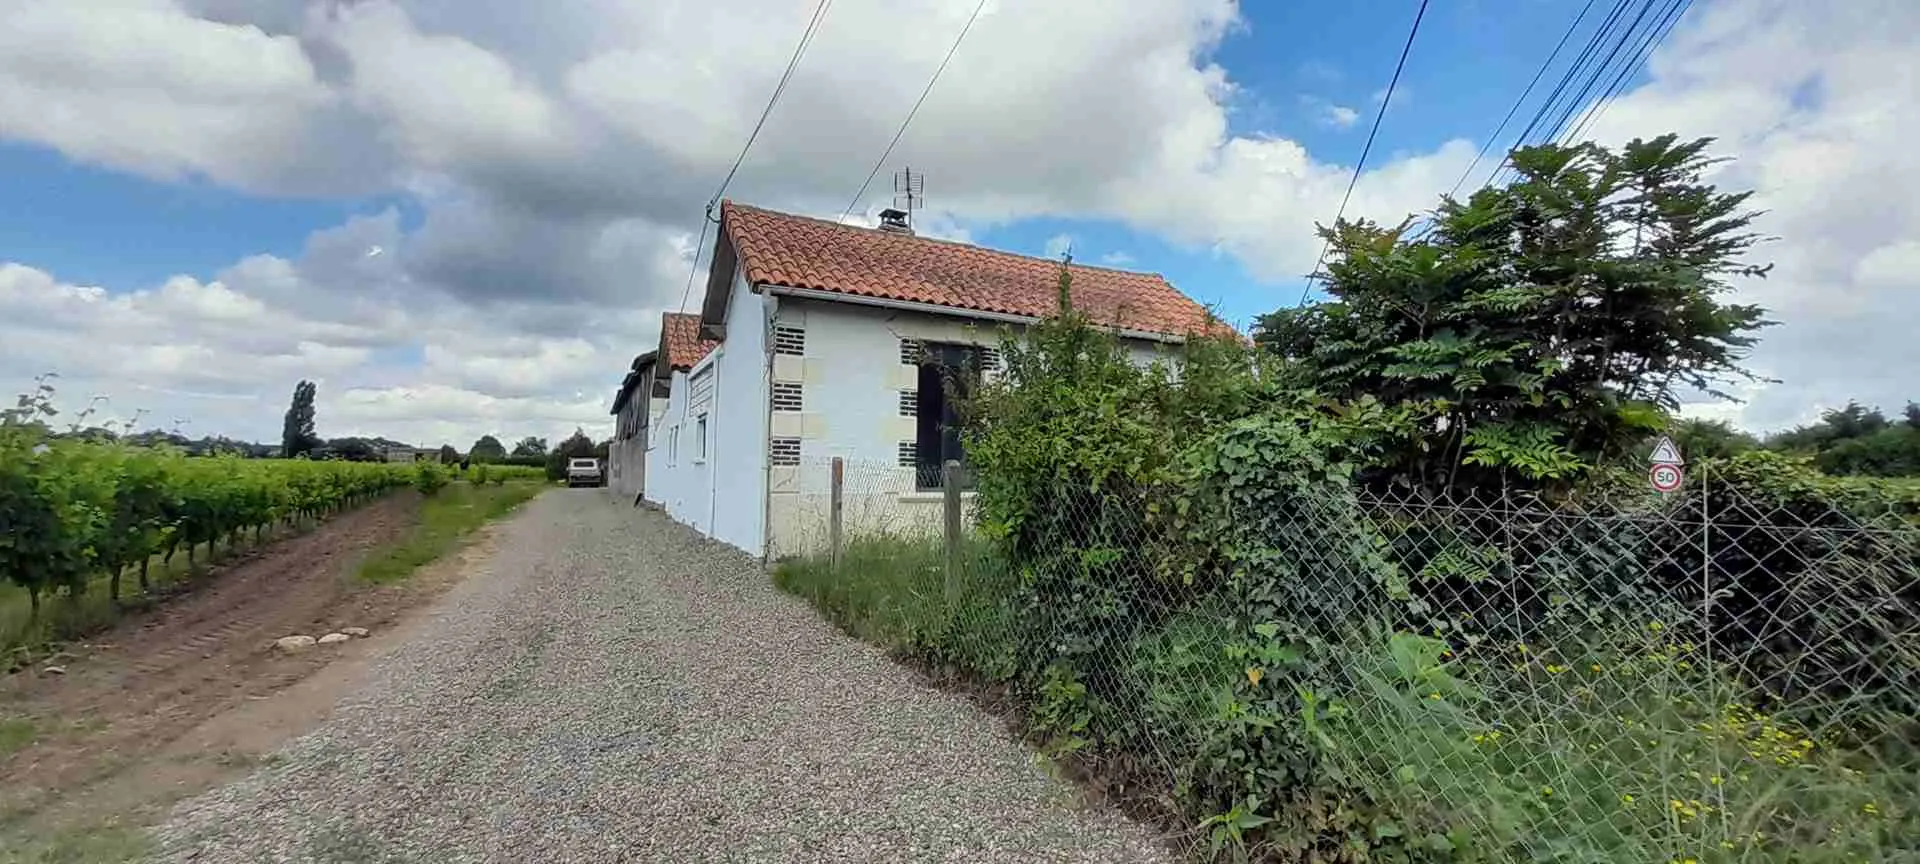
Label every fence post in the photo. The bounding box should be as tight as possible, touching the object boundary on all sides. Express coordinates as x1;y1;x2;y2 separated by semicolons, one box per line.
943;459;962;607
829;457;844;571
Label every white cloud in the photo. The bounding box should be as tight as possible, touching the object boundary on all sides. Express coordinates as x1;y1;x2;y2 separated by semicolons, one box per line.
1101;251;1137;267
0;0;1908;440
1584;0;1920;430
1043;234;1075;259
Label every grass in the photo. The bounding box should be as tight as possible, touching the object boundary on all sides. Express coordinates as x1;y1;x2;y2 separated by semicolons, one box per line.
356;480;544;584
0;718;35;758
0;823;150;864
772;533;1021;681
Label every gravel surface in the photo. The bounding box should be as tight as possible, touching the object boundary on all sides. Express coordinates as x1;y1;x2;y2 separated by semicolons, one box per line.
153;491;1176;863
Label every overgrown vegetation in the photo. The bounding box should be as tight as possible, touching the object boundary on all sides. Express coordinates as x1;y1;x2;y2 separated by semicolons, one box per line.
777;136;1919;861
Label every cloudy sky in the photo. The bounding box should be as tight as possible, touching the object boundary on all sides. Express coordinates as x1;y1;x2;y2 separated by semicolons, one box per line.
0;0;1913;447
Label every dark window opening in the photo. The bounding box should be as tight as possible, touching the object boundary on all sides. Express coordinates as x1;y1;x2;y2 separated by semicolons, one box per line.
912;342;981;490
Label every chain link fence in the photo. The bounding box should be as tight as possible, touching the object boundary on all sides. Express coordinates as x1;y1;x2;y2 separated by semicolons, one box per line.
769;455;1918;862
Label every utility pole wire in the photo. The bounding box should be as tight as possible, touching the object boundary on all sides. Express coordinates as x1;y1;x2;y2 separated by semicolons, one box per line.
1538;0;1661;146
1486;0;1638;188
1446;0;1599;199
840;0;991;224
1561;0;1693;146
678;0;834;313
1294;0;1432;309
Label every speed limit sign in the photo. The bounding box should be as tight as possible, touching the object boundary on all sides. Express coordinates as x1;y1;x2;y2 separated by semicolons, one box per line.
1649;462;1684;493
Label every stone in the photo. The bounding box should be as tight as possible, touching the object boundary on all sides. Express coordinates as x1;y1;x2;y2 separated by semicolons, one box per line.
340;627;370;638
274;635;317;653
317;633;351;645
41;665;66;675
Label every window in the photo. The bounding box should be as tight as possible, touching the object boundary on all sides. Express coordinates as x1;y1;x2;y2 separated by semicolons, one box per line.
897;441;917;467
773;323;805;356
695;414;708;461
668;427;678;466
771;381;803;412
897;390;917;417
770;437;801;466
898;338;922;365
910;342;985;490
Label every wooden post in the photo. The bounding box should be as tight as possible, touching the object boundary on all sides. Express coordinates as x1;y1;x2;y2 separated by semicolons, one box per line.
829;457;844;570
943;459;962;606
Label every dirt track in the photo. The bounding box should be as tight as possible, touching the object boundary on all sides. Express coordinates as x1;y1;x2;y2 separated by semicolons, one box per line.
0;491;470;845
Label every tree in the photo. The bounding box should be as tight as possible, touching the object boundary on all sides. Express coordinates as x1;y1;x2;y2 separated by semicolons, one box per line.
1666;418;1758;461
438;444;459;464
469;434;506;462
1256;135;1771;490
1905;402;1920;431
281;380;318;458
545;427;597;479
511;436;548;458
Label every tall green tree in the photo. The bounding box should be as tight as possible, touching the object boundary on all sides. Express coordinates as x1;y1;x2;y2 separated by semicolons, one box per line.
511;436;548;458
280;380;318;458
1257;135;1772;490
438;444;459;464
468;434;506;462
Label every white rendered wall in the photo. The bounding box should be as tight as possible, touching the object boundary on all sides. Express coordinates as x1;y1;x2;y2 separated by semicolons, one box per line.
762;297;1172;557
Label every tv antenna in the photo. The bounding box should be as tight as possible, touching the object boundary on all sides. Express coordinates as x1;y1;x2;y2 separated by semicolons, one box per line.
892;167;924;229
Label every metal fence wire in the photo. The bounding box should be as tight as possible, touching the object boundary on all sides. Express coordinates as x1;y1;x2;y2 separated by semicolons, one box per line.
768;456;1919;862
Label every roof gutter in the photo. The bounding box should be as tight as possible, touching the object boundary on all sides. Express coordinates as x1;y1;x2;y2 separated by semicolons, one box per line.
759;284;1186;344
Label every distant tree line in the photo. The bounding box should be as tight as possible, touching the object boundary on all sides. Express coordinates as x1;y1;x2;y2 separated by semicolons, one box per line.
1673;401;1920;478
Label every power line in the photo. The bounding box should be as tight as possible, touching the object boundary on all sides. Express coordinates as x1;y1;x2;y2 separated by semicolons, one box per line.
1294;0;1432;308
1446;0;1599;199
1560;0;1692;145
840;0;991;224
678;0;834;313
710;0;834;213
1484;0;1638;188
1536;0;1662;146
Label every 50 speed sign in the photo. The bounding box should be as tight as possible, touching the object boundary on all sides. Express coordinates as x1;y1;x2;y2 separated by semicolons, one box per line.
1649;462;1685;493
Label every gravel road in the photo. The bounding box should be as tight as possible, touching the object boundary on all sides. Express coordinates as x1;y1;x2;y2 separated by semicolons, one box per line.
154;491;1175;863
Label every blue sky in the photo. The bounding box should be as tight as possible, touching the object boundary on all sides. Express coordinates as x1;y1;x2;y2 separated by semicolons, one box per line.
0;0;1912;444
0;0;1610;330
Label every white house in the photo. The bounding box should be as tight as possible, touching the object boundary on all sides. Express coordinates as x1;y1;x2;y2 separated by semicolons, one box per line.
607;313;715;504
624;201;1221;559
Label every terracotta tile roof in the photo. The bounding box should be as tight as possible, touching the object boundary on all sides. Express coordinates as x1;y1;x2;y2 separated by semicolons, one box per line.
661;312;718;371
719;201;1222;338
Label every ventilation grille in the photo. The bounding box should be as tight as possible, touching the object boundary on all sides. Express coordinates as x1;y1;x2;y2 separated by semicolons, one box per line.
978;346;1002;371
769;438;801;466
898;390;917;417
896;442;917;467
773;323;805;356
899;338;922;365
770;381;803;412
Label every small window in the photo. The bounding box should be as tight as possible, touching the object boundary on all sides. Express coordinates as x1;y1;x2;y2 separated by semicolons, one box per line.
897;390;917;417
770;437;801;466
897;441;917;467
899;338;922;365
771;382;803;412
695;414;708;461
773;323;805;356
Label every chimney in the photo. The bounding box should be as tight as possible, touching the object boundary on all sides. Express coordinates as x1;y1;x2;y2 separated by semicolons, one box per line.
877;208;914;235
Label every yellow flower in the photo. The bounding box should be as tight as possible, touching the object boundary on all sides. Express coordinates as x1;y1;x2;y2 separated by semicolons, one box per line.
1590;664;1603;672
1545;664;1569;674
1863;802;1881;815
1620;794;1635;805
1649;620;1665;632
1539;785;1553;797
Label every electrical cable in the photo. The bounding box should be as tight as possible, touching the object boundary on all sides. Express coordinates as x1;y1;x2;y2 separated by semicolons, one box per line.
1446;0;1599;199
839;0;991;224
1294;0;1432;308
677;0;834;312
